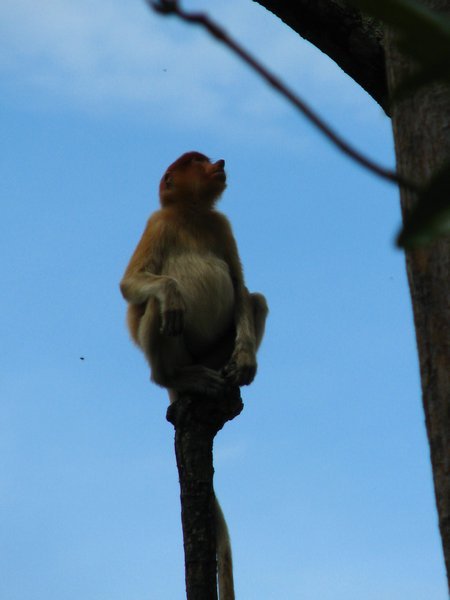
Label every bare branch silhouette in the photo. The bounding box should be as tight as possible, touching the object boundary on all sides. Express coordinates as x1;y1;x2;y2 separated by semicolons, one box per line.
148;0;415;191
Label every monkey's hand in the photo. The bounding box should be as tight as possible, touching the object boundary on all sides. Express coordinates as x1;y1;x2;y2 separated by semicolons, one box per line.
223;344;257;387
161;279;186;336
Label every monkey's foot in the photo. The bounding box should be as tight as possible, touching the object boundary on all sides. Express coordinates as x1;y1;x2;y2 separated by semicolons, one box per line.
175;365;227;396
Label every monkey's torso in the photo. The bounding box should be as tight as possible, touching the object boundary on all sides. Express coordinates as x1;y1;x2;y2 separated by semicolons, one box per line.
162;251;235;355
131;207;237;356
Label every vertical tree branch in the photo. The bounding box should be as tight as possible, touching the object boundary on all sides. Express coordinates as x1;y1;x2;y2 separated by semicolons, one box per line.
166;389;243;599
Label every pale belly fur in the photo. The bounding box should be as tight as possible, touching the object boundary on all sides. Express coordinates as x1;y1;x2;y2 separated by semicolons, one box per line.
162;253;235;352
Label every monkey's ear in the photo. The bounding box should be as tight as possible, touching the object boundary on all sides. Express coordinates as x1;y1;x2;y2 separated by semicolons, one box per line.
164;173;173;188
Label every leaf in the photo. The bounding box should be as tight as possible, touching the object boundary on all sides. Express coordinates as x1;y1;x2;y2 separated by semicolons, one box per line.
397;163;450;248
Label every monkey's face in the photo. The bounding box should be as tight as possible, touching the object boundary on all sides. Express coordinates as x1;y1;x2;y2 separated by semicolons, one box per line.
160;152;227;207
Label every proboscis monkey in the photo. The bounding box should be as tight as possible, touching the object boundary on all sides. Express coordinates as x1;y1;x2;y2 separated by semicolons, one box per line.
120;151;268;600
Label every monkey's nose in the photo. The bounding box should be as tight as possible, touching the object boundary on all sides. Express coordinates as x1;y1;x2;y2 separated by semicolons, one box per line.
216;159;225;169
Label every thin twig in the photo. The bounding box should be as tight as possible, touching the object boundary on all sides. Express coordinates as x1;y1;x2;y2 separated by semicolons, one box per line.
148;0;416;191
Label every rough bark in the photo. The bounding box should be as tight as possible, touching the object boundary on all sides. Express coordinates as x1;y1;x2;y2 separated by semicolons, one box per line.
166;389;243;600
253;0;389;111
252;0;450;587
383;4;450;584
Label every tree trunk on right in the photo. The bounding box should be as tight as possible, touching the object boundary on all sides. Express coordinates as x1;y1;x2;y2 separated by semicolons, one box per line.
383;1;450;585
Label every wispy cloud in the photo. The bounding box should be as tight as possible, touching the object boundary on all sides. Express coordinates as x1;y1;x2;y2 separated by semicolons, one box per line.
0;0;376;139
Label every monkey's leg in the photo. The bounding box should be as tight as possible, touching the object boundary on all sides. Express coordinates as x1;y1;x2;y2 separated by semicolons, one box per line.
167;336;234;404
155;343;228;396
195;332;235;371
195;293;268;375
138;301;226;396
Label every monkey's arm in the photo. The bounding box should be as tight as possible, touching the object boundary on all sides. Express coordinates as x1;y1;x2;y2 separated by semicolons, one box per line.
120;271;176;304
220;219;257;385
121;270;186;337
120;217;185;336
120;272;185;337
226;282;257;385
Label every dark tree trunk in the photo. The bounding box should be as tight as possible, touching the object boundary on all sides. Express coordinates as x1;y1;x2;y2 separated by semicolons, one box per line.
384;2;450;583
253;0;450;587
167;390;243;599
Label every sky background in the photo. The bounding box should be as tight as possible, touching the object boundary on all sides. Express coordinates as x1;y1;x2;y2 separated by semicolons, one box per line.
0;0;447;598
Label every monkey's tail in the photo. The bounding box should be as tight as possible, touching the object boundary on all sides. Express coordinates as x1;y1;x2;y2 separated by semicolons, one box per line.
214;495;235;600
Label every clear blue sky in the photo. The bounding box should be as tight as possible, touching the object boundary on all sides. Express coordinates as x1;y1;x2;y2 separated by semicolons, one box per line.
1;1;447;598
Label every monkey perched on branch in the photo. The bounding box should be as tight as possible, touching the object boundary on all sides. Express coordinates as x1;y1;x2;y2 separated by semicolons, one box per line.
120;151;267;399
120;151;268;599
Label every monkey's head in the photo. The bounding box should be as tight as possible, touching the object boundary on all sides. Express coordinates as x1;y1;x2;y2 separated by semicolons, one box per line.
159;152;227;208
